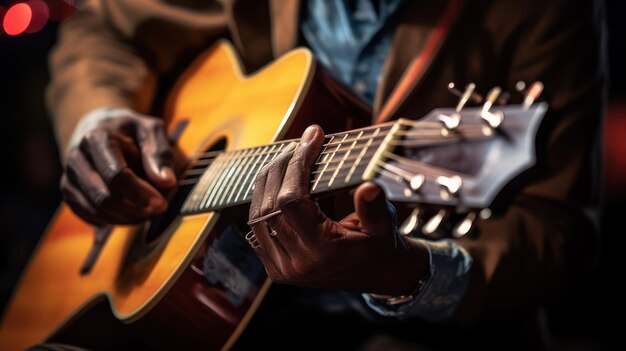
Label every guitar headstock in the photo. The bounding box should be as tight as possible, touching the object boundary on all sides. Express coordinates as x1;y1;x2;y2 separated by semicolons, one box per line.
369;83;548;237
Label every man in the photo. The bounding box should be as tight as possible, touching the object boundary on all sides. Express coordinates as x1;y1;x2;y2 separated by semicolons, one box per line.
48;0;606;349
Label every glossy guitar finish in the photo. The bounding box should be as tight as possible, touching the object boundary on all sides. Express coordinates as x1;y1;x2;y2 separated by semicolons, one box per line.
0;41;370;351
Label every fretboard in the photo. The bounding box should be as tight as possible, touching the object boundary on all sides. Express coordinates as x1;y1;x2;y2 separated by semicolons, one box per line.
180;123;395;214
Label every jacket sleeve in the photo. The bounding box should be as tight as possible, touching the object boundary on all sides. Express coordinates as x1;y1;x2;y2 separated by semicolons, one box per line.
452;0;607;323
46;0;227;155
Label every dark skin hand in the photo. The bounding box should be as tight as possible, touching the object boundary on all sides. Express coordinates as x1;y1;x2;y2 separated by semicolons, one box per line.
248;125;430;296
61;112;176;226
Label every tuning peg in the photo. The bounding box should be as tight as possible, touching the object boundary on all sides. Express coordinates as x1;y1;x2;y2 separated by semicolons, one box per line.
422;209;448;236
437;113;460;130
402;174;425;197
447;82;483;106
480;87;505;128
409;174;425;192
400;207;422;235
453;211;477;238
522;81;544;110
437;175;462;200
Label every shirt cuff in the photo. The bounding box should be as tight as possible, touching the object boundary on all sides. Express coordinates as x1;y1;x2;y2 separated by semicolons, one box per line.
362;239;472;322
66;107;137;156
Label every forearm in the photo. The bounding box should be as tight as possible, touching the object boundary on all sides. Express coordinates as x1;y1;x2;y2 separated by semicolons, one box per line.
46;0;228;156
46;0;157;155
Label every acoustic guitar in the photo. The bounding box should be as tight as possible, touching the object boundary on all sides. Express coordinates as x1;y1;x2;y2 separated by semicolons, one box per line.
0;40;547;350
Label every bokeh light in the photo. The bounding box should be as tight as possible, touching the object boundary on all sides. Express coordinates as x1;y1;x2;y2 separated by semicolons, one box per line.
26;0;50;34
3;3;32;36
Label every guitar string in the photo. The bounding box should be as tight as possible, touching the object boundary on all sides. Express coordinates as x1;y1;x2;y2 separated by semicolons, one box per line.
178;122;486;186
181;128;392;179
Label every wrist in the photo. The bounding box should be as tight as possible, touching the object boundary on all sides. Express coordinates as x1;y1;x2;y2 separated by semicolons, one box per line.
367;237;431;306
66;107;137;156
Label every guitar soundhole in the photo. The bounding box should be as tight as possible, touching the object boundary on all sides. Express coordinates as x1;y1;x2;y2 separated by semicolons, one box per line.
142;138;227;244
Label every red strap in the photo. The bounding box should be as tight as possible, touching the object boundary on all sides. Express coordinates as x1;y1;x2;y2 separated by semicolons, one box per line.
376;0;461;124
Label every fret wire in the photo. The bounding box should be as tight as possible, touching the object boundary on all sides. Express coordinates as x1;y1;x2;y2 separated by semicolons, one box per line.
217;148;252;207
320;132;387;148
346;127;380;183
310;128;382;186
190;157;219;167
318;136;386;156
310;163;369;185
194;149;224;161
328;131;362;189
184;135;382;180
312;149;378;172
242;143;281;201
225;147;256;205
179;178;201;186
190;122;397;159
237;145;272;203
194;154;228;211
311;135;340;192
205;150;241;209
188;125;394;170
185;122;403;211
182;168;208;177
324;134;349;189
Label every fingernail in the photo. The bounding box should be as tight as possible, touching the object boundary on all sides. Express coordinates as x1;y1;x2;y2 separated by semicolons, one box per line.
149;196;167;213
160;166;176;181
363;185;381;202
301;125;318;143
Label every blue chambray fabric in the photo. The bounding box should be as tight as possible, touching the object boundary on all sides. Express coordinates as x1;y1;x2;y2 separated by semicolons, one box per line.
301;0;404;104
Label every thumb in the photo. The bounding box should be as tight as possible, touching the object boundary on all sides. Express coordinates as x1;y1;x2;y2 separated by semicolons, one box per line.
137;120;177;189
354;182;396;235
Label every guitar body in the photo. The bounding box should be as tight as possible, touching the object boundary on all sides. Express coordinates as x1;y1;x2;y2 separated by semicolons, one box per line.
0;41;370;351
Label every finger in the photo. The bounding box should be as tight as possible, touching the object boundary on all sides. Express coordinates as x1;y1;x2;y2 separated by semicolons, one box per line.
249;158;270;221
277;125;326;233
65;150;162;223
61;173;138;224
80;130;167;213
136;118;176;189
60;174;107;226
259;142;297;217
353;182;396;235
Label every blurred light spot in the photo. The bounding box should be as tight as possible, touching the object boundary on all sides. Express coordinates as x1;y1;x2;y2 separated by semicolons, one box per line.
26;0;49;33
48;0;77;21
3;3;32;36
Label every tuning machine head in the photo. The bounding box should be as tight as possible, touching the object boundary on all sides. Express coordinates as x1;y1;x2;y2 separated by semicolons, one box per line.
516;81;544;110
447;82;483;107
480;86;505;129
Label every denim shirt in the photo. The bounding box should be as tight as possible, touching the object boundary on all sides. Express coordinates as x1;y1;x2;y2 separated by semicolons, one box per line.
302;0;473;321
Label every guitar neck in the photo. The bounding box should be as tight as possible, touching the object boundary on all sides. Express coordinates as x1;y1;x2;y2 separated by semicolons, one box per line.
180;123;396;214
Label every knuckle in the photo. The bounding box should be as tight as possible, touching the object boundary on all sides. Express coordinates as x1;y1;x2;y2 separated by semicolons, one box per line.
90;187;111;209
82;129;107;148
254;165;269;184
260;194;275;214
276;190;304;210
155;143;173;161
100;162;129;185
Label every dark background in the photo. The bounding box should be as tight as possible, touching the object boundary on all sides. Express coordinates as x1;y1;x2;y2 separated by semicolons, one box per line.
0;0;623;350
